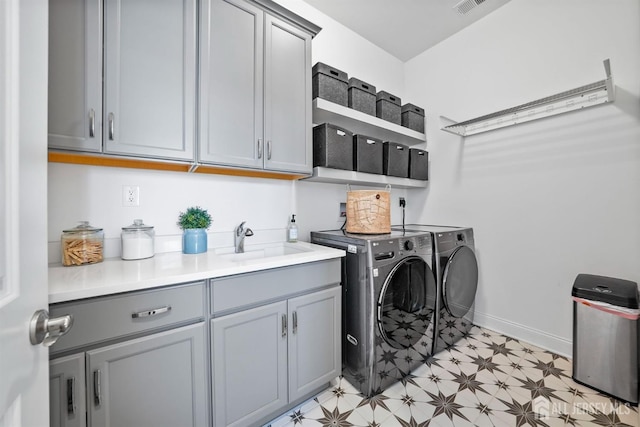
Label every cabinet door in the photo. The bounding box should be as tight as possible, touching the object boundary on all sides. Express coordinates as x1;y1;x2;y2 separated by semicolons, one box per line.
212;300;287;427
48;0;102;152
199;0;264;168
288;287;342;401
103;0;196;160
87;323;207;427
263;14;312;174
50;354;86;427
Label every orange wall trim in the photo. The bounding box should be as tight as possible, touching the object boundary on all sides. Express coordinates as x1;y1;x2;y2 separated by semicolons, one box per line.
48;152;306;181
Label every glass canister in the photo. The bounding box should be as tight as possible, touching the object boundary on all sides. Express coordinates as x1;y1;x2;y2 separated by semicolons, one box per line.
61;221;104;266
121;219;155;260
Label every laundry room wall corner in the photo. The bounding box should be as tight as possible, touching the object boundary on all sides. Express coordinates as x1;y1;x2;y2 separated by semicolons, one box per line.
403;0;640;355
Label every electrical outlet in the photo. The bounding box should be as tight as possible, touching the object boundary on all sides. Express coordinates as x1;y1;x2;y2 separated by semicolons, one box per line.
339;202;347;220
122;185;140;207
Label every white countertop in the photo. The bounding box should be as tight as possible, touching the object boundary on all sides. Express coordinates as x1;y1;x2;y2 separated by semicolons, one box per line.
49;241;345;304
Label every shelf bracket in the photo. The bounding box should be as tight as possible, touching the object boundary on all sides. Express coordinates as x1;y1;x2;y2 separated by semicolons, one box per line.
441;59;615;137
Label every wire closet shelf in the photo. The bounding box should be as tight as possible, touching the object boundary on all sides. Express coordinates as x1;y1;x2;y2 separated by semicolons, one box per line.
441;59;615;137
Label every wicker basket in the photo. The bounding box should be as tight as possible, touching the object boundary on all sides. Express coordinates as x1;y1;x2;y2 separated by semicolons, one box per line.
346;187;391;234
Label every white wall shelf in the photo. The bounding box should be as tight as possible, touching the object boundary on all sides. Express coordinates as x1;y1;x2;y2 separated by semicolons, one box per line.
313;98;426;146
303;167;428;189
441;59;615;137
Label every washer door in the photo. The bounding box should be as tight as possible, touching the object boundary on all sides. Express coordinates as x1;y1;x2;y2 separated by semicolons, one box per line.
377;256;437;350
442;246;478;318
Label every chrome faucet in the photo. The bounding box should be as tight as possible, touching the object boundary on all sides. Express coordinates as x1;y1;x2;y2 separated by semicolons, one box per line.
234;221;254;253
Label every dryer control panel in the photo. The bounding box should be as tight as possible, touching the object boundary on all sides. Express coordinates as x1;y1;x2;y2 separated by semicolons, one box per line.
370;233;432;268
434;229;475;253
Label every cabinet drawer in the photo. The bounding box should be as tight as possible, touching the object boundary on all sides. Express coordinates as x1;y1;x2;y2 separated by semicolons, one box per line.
212;259;340;314
50;282;206;355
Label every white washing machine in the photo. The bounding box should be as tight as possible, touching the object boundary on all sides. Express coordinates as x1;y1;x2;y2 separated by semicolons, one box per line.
394;225;479;353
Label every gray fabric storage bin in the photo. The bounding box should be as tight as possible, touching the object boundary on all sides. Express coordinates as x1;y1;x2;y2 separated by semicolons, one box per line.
313;123;353;171
376;91;401;125
348;78;376;116
353;134;383;174
382;141;409;177
409;148;428;180
312;62;348;106
401;104;425;133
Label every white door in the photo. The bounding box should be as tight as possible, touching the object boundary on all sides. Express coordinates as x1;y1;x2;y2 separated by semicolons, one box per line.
0;0;51;426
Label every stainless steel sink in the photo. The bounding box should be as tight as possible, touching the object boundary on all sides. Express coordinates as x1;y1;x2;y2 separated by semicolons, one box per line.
216;243;311;262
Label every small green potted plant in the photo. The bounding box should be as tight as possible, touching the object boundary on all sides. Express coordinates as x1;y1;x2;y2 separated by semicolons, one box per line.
177;206;213;254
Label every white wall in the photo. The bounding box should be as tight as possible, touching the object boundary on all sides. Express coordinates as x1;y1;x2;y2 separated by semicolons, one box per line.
405;0;640;355
274;0;406;99
274;0;418;236
47;164;296;261
47;0;409;260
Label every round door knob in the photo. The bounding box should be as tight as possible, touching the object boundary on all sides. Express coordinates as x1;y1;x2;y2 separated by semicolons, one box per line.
404;240;414;251
29;310;74;347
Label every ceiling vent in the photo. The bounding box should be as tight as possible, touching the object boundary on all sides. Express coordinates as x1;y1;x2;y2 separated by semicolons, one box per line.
453;0;485;15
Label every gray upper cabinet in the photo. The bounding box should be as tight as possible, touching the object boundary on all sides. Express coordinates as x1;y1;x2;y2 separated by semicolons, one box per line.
199;0;317;174
48;0;197;161
103;0;196;160
199;0;264;169
263;14;312;173
48;0;102;152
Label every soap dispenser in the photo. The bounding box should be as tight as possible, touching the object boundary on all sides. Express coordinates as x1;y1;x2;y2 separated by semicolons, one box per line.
287;215;298;242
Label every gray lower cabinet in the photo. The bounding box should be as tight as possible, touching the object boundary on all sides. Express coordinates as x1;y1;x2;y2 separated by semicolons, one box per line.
87;323;208;427
212;286;341;427
48;259;342;427
199;0;316;174
48;0;197;161
212;301;288;427
49;324;207;427
49;281;208;427
287;288;342;402
50;354;86;427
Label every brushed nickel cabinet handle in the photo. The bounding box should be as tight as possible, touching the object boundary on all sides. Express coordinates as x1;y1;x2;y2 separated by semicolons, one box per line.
292;311;298;334
89;109;95;138
94;370;101;406
131;305;171;319
281;313;287;337
108;112;114;140
267;140;272;160
66;377;76;415
257;139;263;159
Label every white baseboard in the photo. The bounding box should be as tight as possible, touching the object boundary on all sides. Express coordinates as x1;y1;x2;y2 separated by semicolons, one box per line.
473;311;572;358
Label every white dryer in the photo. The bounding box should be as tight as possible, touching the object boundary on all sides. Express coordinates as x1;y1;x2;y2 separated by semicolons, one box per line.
394;225;479;353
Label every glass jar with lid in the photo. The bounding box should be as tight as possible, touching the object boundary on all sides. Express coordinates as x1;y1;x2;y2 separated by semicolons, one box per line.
121;219;155;260
61;221;104;266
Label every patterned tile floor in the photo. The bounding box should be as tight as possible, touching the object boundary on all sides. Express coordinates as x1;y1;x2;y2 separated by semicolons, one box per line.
266;326;638;427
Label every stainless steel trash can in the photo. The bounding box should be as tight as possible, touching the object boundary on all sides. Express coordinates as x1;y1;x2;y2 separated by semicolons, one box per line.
572;273;639;404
